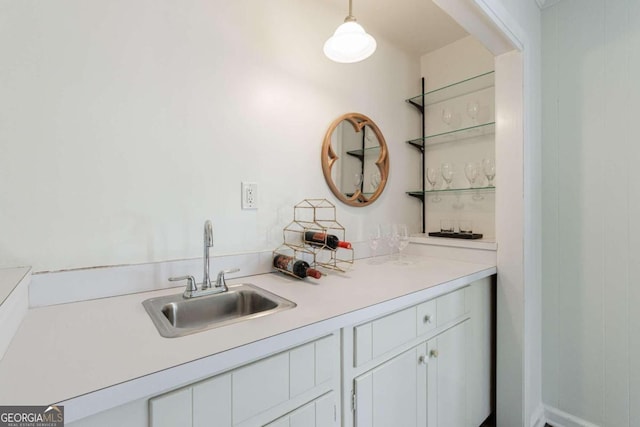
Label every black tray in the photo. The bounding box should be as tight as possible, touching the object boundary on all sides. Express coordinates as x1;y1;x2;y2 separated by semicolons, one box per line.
428;232;483;240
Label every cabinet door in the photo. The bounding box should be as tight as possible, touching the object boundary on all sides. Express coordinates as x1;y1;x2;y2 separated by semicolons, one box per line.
353;345;426;427
428;321;468;427
193;373;232;427
264;392;337;427
149;387;192;427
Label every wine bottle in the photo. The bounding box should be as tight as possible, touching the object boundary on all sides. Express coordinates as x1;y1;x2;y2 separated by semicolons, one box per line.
273;254;321;279
304;231;352;250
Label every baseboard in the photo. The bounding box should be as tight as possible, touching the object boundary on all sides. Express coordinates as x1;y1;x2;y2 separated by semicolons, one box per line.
530;404;546;427
545;405;601;427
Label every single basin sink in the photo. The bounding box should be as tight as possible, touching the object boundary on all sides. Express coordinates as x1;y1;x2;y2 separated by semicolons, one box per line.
142;283;296;338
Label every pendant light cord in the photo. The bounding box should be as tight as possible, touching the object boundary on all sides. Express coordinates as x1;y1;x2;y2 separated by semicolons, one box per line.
345;0;356;22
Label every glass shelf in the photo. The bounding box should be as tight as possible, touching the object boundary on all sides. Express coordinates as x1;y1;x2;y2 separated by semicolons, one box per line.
346;145;380;160
407;122;495;150
406;71;494;108
406;186;495;199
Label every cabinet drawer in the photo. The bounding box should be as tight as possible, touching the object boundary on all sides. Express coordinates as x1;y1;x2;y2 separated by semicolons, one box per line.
353;287;469;367
436;287;467;327
354;306;416;366
416;299;436;336
149;387;193;427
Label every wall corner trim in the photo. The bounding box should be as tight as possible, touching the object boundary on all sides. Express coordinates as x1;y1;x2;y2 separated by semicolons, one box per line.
545;405;602;427
530;404;546;427
536;0;563;9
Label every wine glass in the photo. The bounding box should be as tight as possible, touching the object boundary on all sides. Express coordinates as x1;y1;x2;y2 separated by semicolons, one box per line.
467;101;480;124
396;224;411;264
370;171;381;192
464;162;483;200
464;162;478;188
368;225;382;260
426;167;439;190
441;108;453;127
482;158;496;187
383;224;399;259
353;172;363;193
426;167;441;202
441;162;454;190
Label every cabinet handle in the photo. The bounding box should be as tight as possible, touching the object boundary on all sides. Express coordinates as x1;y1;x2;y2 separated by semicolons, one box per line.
429;349;439;359
423;314;432;324
418;355;427;365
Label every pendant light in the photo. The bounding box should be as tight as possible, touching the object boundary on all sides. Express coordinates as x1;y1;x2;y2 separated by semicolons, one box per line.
323;0;377;63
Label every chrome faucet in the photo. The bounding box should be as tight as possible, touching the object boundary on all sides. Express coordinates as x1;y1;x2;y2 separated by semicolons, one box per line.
202;220;214;290
169;220;239;298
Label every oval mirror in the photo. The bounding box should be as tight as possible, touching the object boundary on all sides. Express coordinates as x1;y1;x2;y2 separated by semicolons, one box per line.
321;113;389;207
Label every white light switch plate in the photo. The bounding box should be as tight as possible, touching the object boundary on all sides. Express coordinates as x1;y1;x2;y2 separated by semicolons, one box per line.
241;182;257;209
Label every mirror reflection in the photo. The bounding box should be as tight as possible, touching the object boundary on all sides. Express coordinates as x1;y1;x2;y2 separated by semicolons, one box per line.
322;113;389;207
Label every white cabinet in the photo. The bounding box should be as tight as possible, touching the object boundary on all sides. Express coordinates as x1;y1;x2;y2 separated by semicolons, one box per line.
265;392;337;427
351;321;468;427
72;277;492;427
353;344;424;426
193;373;231;427
345;277;492;427
149;333;339;427
427;321;468;427
148;387;192;427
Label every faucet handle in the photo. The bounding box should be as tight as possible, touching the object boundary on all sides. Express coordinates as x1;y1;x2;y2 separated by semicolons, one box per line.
216;268;240;290
169;275;198;294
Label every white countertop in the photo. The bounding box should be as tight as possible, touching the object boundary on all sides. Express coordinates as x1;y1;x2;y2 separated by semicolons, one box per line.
0;255;495;418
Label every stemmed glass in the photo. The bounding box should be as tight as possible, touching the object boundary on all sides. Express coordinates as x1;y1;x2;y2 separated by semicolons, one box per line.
442;108;453;129
370;171;381;192
465;162;483;201
368;225;382;260
426;167;439;190
464;163;478;188
426;167;441;202
383;224;399;259
482;158;496;187
467;101;480;124
441;162;454;190
396;224;411;264
353;173;363;194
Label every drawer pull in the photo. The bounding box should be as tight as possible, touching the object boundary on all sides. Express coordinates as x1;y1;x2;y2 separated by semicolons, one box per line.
418;355;427;365
423;315;432;324
429;349;439;359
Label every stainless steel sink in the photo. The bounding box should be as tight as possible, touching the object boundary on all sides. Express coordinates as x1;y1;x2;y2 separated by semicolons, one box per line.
142;284;296;338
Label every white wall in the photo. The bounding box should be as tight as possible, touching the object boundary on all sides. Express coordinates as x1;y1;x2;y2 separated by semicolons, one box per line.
0;0;420;272
542;1;640;426
434;1;542;426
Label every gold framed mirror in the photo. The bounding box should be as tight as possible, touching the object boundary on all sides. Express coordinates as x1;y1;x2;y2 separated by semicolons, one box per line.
321;113;389;207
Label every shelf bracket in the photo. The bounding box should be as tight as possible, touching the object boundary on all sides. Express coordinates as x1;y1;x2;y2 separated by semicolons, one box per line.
345;151;365;161
406;140;425;152
407;99;424;114
407;192;425;202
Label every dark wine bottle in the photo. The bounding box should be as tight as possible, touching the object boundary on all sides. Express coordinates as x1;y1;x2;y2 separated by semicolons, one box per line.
273;254;321;279
304;231;352;250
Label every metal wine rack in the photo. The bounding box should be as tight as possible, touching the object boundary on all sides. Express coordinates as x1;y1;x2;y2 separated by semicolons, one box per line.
273;199;354;277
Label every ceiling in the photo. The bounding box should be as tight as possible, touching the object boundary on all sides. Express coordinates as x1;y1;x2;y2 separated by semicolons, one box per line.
326;0;469;55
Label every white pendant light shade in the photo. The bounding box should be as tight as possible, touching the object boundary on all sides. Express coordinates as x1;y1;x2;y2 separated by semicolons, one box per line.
324;21;377;63
324;0;376;64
